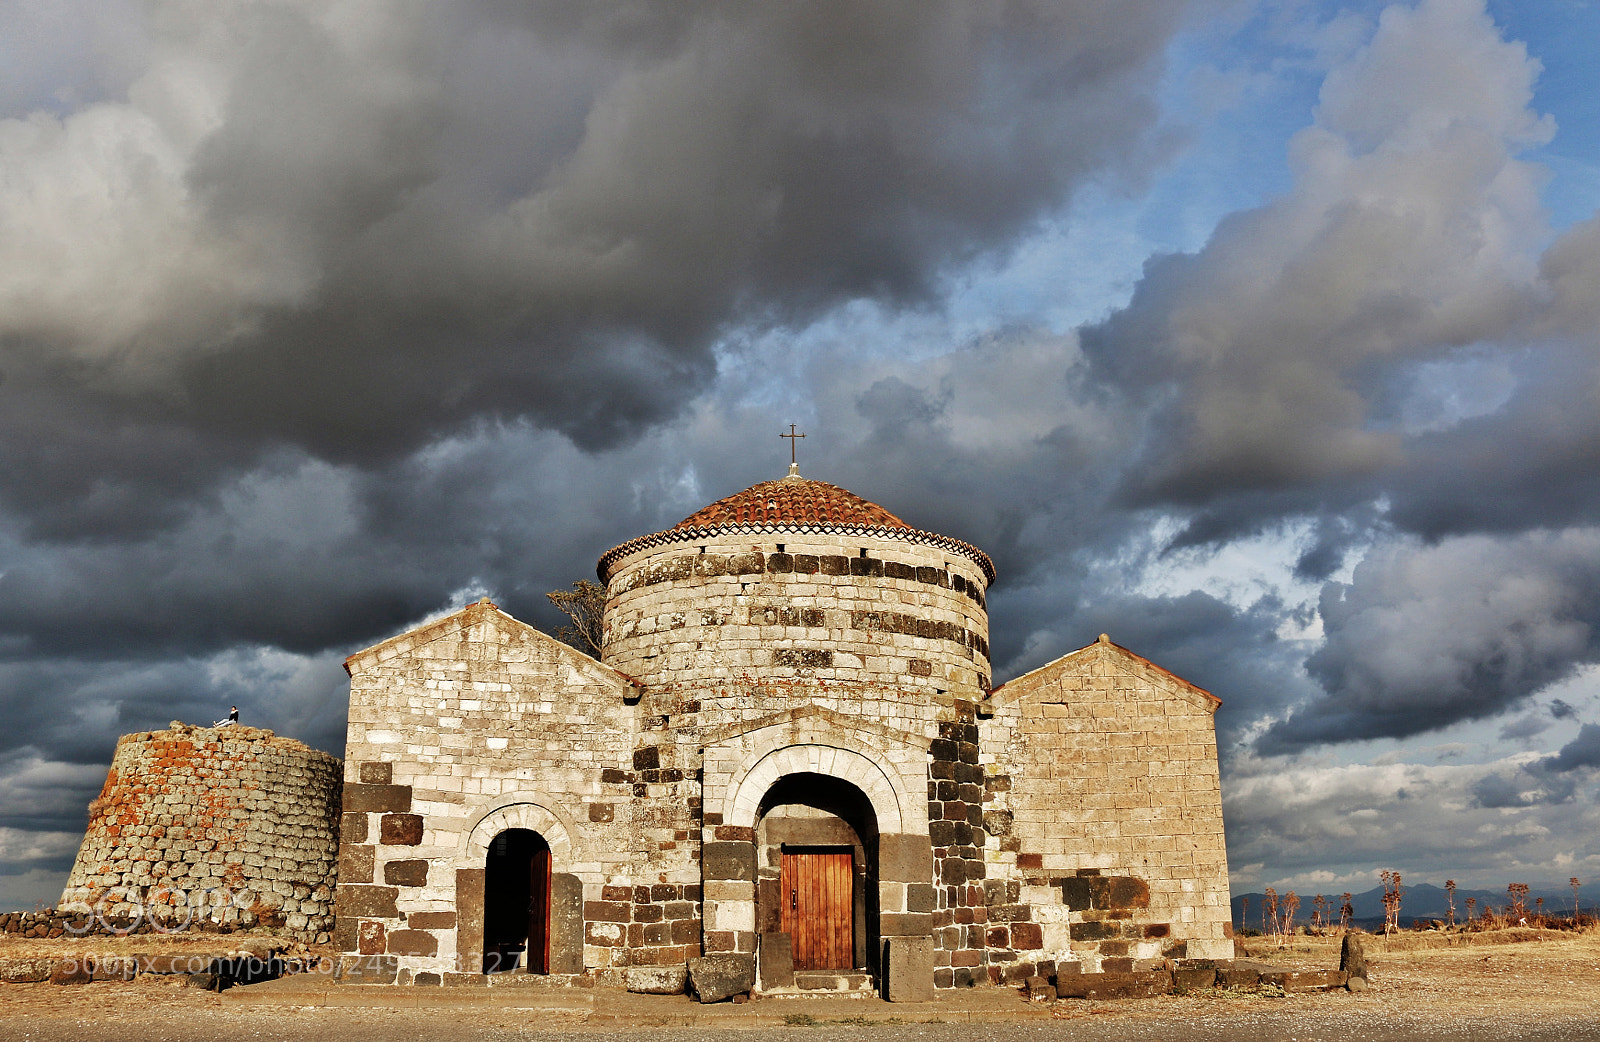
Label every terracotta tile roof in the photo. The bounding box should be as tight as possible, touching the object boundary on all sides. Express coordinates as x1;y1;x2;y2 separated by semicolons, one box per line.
597;473;995;583
674;477;913;530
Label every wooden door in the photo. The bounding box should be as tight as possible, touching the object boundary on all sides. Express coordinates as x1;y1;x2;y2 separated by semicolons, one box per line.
781;848;854;969
527;847;551;974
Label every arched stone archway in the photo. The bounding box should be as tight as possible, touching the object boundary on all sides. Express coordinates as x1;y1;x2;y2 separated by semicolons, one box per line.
464;801;574;863
722;744;905;834
702;741;934;999
453;799;582;975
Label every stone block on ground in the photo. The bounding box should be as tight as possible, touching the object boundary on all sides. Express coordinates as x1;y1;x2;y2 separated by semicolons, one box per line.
48;959;91;986
758;932;793;990
882;937;934;1002
1025;975;1056;1002
1261;969;1349;992
141;954;221;975
1216;960;1274;989
1172;966;1217;991
1340;933;1368;980
626;965;688;994
687;954;755;1003
1054;970;1172;1000
90;956;138;981
0;958;57;983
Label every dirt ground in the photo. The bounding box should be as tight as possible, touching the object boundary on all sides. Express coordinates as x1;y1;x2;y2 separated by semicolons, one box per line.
0;929;1597;1041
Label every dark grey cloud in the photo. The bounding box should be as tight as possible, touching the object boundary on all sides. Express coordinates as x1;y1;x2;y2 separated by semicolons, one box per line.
1051;0;1600;759
1499;713;1553;742
1468;724;1600;809
1263;530;1600;750
1540;723;1600;774
1471;771;1545;808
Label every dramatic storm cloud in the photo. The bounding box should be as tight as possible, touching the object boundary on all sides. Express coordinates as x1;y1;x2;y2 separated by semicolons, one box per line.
0;0;1184;473
1267;529;1600;748
4;0;1600;907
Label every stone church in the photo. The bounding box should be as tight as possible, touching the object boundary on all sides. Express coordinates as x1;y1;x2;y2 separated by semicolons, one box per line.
333;467;1233;996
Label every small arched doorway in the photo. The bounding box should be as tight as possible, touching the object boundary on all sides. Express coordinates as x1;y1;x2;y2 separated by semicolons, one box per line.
483;828;551;973
756;773;879;974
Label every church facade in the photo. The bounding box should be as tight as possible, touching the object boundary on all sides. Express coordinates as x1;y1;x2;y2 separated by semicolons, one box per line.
332;472;1233;995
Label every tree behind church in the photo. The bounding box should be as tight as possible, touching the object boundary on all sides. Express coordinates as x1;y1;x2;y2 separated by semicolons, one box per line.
547;580;606;657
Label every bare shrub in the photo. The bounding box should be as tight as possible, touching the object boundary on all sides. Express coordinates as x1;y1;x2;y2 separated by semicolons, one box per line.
1508;882;1530;923
1380;870;1403;934
1281;891;1300;939
547;579;607;657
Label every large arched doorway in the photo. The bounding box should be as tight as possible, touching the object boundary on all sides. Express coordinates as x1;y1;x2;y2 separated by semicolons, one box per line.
483;828;551;973
756;773;879;975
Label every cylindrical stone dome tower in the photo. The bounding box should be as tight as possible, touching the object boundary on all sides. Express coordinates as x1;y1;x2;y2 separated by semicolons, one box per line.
598;472;995;706
59;723;342;942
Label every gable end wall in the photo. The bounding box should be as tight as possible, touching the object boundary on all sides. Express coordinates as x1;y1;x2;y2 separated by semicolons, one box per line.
978;644;1233;970
338;604;672;981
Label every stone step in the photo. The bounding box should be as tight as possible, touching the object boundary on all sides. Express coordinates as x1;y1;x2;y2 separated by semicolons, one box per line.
486;971;587;989
793;971;873;992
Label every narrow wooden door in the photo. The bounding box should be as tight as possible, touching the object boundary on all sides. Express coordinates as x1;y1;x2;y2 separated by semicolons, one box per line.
780;848;853;969
527;847;552;974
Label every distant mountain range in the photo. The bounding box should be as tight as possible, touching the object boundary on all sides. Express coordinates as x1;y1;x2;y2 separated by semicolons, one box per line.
1231;881;1595;931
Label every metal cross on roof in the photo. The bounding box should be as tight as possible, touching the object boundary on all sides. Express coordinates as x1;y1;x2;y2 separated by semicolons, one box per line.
780;424;805;477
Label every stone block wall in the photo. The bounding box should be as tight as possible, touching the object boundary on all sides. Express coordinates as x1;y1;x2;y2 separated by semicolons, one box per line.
978;636;1234;972
58;723;341;942
927;706;1000;986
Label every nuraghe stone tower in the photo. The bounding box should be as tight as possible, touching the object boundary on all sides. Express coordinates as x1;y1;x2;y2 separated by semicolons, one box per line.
333;470;1233;994
60;723;342;940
